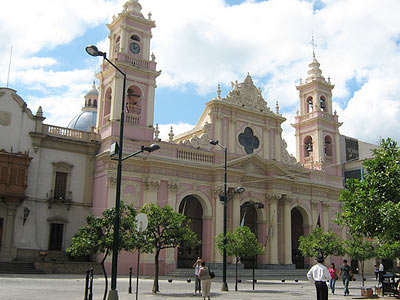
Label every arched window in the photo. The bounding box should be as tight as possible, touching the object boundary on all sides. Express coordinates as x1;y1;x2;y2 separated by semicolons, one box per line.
114;36;120;55
320;96;326;112
304;136;313;157
93;100;97;108
324;135;332;156
88;99;91;107
306;97;313;113
126;86;142;114
131;34;141;42
103;87;112;123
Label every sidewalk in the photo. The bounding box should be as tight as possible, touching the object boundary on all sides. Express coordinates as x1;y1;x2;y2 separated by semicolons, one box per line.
0;273;389;300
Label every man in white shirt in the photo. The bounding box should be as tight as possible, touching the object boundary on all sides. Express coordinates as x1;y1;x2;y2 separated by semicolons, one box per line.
307;255;331;300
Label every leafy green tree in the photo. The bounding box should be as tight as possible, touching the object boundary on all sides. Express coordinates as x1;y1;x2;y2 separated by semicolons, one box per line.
216;226;264;291
338;138;400;242
139;203;199;293
298;227;344;260
67;202;138;300
344;235;375;287
375;240;400;261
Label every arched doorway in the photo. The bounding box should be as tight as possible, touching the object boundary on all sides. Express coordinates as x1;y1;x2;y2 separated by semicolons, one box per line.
178;195;203;268
240;202;258;269
291;207;305;268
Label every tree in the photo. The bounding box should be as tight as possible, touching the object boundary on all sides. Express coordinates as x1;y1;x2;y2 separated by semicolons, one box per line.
338;138;400;242
216;226;264;291
139;203;199;293
298;227;344;260
344;235;375;287
67;202;138;300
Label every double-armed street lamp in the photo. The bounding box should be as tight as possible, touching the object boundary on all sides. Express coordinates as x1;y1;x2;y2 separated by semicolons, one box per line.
210;139;244;291
86;45;160;300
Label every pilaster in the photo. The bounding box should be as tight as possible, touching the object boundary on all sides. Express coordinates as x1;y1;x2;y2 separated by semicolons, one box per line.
267;195;279;264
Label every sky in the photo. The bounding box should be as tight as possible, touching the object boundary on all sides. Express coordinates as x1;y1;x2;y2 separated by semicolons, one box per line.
1;0;400;156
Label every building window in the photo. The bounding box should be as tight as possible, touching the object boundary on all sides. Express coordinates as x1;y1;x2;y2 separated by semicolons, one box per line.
54;172;68;200
50;162;73;202
48;223;64;251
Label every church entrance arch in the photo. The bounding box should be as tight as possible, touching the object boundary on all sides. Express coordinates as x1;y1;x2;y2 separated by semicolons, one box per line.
240;201;258;269
291;206;307;268
177;195;203;268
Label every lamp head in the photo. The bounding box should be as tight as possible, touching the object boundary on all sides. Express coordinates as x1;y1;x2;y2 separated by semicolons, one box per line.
143;144;160;153
85;45;106;58
235;186;245;194
209;140;219;145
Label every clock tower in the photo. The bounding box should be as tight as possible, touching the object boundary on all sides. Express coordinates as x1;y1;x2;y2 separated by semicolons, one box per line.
292;55;342;176
96;0;161;141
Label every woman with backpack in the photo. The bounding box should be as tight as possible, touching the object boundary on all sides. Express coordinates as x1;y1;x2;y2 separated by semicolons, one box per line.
198;261;212;300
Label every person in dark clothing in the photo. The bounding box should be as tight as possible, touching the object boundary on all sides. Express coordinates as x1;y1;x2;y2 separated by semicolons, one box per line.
339;259;354;296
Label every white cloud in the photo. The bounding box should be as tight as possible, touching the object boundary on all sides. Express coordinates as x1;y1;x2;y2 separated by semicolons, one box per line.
157;122;195;142
1;0;399;156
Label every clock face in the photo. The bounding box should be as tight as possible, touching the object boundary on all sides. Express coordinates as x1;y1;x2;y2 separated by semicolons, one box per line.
129;42;140;54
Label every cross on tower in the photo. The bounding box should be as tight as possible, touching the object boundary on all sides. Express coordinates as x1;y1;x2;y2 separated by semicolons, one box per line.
309;34;318;58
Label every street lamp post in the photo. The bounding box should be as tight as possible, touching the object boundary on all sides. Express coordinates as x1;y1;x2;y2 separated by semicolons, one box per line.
86;45;160;300
210;140;244;291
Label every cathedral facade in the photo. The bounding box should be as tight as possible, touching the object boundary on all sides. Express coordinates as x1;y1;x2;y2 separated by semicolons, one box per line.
0;0;377;275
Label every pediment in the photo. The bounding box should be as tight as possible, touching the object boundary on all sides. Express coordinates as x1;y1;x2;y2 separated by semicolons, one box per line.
228;154;291;178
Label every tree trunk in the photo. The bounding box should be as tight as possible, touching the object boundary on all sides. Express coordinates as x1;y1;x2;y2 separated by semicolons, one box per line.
235;257;238;291
361;260;365;287
101;251;109;300
152;249;160;293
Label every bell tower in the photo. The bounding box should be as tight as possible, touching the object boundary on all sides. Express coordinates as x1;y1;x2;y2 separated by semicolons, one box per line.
96;0;161;141
292;55;342;176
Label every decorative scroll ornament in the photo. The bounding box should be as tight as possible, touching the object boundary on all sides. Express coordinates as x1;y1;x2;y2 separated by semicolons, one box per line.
179;122;213;150
222;74;271;113
280;139;299;166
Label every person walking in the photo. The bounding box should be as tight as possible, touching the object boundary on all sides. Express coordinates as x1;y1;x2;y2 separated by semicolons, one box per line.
328;263;338;295
198;261;212;300
374;263;379;280
193;257;202;295
307;255;330;300
378;261;385;283
339;259;354;296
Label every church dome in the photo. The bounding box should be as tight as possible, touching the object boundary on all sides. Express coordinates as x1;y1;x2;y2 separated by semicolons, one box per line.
67;82;98;131
67;110;97;131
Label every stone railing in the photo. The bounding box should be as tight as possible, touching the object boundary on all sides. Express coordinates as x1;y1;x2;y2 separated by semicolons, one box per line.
125;113;140;125
177;149;214;164
119;54;150;69
298;111;335;122
44;125;96;142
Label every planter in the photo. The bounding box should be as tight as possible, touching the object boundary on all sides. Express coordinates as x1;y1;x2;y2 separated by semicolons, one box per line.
361;287;373;297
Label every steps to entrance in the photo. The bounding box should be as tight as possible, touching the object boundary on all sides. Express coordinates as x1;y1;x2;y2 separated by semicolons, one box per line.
0;262;45;274
167;268;308;280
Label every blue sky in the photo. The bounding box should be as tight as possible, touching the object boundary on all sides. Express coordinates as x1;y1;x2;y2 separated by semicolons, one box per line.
1;0;400;155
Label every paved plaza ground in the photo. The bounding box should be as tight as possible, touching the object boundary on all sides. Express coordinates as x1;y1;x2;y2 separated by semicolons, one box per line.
0;273;393;300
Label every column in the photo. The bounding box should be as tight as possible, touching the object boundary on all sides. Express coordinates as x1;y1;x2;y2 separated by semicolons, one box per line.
263;125;270;159
214;188;223;263
229;116;236;152
166;182;178;264
275;128;282;161
322;203;329;231
311;201;319;228
268;196;279;264
142;178;159;204
281;196;292;265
